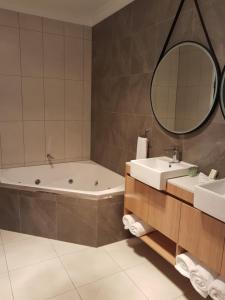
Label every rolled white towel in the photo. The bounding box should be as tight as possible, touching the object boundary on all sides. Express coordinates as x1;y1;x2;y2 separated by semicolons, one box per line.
209;277;225;300
190;264;215;298
122;214;140;230
129;220;153;237
175;252;198;279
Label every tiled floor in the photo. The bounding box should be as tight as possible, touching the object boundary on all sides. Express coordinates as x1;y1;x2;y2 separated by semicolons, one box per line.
0;230;204;300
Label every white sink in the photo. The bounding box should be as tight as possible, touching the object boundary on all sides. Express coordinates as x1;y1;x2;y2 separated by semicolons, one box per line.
194;179;225;222
130;156;197;190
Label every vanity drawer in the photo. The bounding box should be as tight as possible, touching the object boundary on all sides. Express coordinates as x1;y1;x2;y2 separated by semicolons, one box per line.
147;188;181;242
179;203;225;273
124;176;149;222
220;245;225;278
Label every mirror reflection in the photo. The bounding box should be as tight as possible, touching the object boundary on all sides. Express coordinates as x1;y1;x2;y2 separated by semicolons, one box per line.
220;68;225;118
151;42;218;134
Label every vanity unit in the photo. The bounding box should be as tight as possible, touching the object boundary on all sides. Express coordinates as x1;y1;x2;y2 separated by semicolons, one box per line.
124;162;225;277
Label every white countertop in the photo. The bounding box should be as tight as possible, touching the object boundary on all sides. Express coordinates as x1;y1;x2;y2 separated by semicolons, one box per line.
167;175;202;193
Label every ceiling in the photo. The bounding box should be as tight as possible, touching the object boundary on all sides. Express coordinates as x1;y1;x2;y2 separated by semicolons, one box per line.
0;0;134;26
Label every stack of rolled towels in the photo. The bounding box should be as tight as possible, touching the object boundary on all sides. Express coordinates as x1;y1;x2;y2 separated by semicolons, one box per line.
122;214;154;237
175;252;225;299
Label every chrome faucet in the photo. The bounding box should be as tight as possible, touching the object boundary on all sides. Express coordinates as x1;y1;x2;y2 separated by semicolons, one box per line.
47;153;54;167
165;146;180;163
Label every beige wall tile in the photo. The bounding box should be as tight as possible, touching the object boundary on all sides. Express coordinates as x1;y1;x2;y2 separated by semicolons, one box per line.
84;40;92;82
19;13;42;31
0;8;18;27
0;121;24;165
22;77;44;120
65;37;83;80
0;27;20;75
82;121;91;159
0;9;92;168
0;75;22;121
65;80;83;120
20;29;43;77
83;82;91;121
44;33;64;78
83;26;92;40
65;121;82;159
24;121;45;163
64;23;83;38
44;79;64;120
45;121;64;159
43;18;64;35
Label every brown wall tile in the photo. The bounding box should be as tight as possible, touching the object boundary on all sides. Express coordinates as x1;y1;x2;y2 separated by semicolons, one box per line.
92;0;225;176
98;195;130;246
0;188;21;231
57;196;98;247
20;191;57;238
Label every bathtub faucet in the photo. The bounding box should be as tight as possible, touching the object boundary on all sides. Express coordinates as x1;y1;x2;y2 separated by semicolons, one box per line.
47;153;54;167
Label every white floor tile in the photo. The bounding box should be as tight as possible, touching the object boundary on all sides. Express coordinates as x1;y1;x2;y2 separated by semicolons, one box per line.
5;236;56;270
0;273;13;300
78;272;147;300
51;239;91;256
10;258;74;300
0;245;8;274
1;230;33;244
103;238;156;269
48;290;81;300
60;248;121;287
126;262;191;300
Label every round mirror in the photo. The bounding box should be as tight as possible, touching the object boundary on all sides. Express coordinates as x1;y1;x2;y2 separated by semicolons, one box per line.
220;67;225;118
151;42;219;134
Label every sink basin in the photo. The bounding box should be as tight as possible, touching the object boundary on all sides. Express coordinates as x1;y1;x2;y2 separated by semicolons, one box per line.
194;179;225;222
130;156;197;190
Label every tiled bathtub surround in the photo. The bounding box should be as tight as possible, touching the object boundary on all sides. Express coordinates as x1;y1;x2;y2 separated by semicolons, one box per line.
0;187;128;247
91;0;225;177
0;8;91;168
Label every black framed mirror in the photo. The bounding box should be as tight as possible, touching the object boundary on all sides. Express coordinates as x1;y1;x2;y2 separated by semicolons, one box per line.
220;67;225;118
151;42;219;134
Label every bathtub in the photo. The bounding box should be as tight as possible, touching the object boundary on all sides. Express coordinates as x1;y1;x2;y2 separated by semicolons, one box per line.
0;161;128;247
0;160;124;199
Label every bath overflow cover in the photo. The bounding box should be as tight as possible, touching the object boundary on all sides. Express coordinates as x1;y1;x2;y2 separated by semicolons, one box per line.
35;179;41;185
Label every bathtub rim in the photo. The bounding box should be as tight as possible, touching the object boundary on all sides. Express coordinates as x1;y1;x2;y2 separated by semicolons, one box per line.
0;160;125;200
0;181;124;200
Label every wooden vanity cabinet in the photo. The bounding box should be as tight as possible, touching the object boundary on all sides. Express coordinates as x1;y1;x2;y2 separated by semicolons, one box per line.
147;189;181;242
220;245;225;278
125;175;181;242
178;203;225;273
124;164;225;275
124;175;149;222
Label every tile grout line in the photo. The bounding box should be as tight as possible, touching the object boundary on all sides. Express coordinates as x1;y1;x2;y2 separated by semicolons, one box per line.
44;288;77;300
53;244;123;297
2;234;59;273
18;12;26;167
123;267;152;300
52;245;83;300
42;19;49;162
1;229;15;300
63;28;66;162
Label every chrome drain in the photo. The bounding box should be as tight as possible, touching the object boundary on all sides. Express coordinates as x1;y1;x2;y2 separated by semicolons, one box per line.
35;179;41;185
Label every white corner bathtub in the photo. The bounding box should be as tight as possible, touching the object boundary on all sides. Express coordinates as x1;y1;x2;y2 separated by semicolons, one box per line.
0;160;124;199
0;160;128;246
